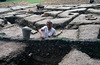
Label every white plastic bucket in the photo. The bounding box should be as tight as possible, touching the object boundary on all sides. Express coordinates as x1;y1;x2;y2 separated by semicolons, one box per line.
22;27;32;40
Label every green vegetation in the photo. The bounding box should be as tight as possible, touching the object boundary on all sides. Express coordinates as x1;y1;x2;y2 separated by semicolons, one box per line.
49;37;71;41
0;0;44;3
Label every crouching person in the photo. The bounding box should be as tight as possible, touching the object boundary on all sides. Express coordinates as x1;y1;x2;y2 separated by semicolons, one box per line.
39;21;56;39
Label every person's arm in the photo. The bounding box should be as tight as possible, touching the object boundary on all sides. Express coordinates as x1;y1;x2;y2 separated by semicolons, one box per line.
51;29;56;37
39;29;44;38
39;26;46;38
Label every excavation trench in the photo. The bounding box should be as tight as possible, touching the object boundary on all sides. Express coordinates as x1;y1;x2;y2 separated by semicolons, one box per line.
0;38;100;65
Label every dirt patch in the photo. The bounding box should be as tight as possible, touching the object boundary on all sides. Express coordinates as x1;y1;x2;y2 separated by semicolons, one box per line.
0;1;29;7
41;0;100;4
59;49;100;65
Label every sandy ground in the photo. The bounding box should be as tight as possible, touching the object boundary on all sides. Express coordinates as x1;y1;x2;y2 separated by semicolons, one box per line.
41;0;100;4
59;49;100;65
0;1;29;7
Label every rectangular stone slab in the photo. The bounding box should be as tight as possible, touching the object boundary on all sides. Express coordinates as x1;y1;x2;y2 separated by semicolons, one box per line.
77;4;95;8
34;18;52;29
78;25;100;40
16;14;32;18
67;14;100;29
58;29;78;40
0;25;22;38
24;15;46;23
58;12;79;18
10;6;26;11
55;7;71;11
0;8;11;14
65;8;87;13
35;18;72;29
87;8;100;15
0;14;13;19
44;5;58;10
44;11;62;17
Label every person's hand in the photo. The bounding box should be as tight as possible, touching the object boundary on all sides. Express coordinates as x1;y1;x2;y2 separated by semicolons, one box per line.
41;35;44;39
48;35;51;38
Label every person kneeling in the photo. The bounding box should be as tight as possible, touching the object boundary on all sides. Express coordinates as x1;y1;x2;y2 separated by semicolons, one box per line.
39;21;56;39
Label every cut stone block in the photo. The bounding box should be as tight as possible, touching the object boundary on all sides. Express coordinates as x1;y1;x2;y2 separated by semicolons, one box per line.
55;7;71;11
58;8;86;17
58;12;79;18
10;6;26;11
16;15;45;27
77;4;95;8
59;49;100;65
78;25;100;40
0;25;23;38
0;8;11;14
44;5;57;10
16;15;52;27
44;5;72;11
24;15;46;23
58;29;78;40
67;14;100;29
87;8;100;15
67;8;87;13
63;4;78;7
35;18;72;29
16;14;31;18
34;18;52;29
5;10;27;17
0;41;26;61
0;14;14;19
44;11;62;17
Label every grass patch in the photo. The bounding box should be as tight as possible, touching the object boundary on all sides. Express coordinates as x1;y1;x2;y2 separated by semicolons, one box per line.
49;37;71;41
0;0;44;3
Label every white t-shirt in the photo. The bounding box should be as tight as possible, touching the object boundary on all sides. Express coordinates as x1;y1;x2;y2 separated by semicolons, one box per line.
41;26;56;38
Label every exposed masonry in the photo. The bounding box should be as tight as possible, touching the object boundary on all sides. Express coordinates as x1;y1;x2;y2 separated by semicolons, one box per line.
0;4;100;65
